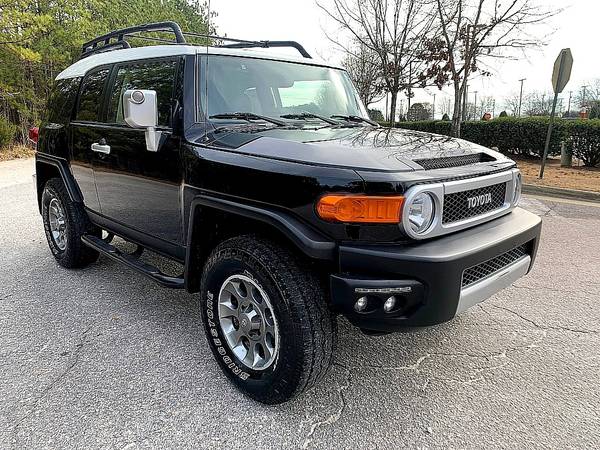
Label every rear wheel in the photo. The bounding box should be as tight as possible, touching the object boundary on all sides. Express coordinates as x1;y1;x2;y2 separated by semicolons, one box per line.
41;178;100;268
200;235;336;404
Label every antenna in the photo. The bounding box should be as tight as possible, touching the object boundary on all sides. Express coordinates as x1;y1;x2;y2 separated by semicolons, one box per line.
204;0;211;141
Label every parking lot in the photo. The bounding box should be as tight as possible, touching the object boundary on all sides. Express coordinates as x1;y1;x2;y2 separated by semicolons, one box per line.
1;158;599;449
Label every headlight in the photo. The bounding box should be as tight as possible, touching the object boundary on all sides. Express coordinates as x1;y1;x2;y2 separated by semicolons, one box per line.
513;172;523;205
407;192;435;234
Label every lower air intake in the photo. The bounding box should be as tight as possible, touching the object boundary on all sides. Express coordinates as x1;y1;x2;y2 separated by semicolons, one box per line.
462;244;529;288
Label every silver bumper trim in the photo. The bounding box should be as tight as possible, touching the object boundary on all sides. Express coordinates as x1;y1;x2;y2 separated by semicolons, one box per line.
456;255;531;314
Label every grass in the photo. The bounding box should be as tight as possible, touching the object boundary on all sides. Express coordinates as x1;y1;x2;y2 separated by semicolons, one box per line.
0;144;35;162
515;156;600;193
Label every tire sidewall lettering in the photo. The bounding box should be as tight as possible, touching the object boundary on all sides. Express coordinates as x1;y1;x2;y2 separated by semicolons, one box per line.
205;287;251;381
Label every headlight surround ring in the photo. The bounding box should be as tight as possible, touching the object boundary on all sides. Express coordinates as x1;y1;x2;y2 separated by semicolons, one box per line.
513;171;523;205
407;191;436;235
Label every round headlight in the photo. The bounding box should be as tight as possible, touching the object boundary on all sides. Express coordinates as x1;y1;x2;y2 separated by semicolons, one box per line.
513;172;523;205
407;192;435;234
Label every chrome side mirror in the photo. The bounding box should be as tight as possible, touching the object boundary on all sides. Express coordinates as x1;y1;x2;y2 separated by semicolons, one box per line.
123;89;161;152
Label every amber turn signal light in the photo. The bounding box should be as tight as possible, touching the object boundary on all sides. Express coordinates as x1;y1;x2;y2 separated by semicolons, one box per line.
316;195;404;223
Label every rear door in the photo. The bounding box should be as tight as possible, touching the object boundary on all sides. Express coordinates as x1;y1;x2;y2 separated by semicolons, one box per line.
70;67;111;212
93;58;183;245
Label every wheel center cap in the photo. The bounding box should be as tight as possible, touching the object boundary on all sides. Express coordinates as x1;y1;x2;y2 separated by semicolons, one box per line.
239;312;261;334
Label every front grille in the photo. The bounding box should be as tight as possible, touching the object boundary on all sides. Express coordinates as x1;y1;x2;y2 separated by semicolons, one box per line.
415;153;495;170
462;244;529;288
442;182;507;224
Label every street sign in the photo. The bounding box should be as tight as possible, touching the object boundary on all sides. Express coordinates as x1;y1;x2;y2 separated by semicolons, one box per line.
540;48;574;178
551;48;573;94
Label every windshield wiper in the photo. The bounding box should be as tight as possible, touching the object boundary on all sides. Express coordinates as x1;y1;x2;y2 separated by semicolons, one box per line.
330;114;379;126
280;112;341;126
210;112;287;127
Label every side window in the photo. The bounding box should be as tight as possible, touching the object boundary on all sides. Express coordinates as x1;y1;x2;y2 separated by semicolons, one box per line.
76;69;110;121
107;60;177;127
46;78;81;123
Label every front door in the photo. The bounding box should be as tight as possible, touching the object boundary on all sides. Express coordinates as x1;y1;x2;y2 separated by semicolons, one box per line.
92;58;183;245
70;67;111;213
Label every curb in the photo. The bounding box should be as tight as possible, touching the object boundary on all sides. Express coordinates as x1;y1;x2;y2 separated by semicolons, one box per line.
523;184;600;203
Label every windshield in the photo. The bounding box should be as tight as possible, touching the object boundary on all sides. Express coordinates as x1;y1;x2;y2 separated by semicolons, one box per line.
199;55;369;122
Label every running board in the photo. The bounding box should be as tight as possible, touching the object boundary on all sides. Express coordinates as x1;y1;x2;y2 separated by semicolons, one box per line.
81;234;185;289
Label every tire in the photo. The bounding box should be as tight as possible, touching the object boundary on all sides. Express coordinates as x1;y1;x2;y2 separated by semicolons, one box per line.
41;177;100;268
200;235;336;404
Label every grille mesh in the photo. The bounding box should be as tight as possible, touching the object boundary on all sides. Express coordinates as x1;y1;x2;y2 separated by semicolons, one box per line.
462;244;529;288
415;153;495;170
442;183;507;224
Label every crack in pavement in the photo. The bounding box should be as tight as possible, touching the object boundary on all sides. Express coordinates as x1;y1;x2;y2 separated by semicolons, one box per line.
301;363;351;449
298;312;547;446
511;283;600;298
9;324;94;442
335;336;546;393
487;304;598;334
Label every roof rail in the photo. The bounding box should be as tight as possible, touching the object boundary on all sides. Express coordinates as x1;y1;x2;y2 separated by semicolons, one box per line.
79;21;312;60
81;21;185;58
219;40;312;59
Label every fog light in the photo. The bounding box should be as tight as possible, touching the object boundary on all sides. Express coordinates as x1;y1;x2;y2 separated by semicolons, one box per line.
355;296;368;312
383;296;397;312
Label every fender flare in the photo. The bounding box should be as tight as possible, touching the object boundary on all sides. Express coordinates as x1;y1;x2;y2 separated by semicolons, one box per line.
184;194;336;293
35;153;83;203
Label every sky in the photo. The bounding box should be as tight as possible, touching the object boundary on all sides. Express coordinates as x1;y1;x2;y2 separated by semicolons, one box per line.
213;0;600;118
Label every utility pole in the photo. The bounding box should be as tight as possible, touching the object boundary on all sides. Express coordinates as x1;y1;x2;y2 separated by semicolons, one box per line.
582;85;589;108
518;78;526;117
567;91;572;116
473;91;478;119
462;84;469;121
432;93;436;120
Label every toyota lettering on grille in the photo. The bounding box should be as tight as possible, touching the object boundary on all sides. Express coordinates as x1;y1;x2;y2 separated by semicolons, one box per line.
467;192;492;209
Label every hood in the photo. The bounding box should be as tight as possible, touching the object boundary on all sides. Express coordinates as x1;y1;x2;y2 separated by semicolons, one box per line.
206;126;512;173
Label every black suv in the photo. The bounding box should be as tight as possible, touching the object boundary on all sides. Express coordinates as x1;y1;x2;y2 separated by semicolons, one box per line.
34;22;541;404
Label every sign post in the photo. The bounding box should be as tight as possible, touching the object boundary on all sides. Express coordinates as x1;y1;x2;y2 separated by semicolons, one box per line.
540;48;573;179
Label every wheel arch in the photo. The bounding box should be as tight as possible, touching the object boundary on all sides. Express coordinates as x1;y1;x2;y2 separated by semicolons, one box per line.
35;154;82;212
184;195;337;293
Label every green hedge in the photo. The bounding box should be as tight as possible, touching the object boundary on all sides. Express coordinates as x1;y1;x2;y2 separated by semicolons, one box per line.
383;117;600;167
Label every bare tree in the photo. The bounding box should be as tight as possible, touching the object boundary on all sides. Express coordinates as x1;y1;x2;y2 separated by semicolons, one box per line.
342;40;385;107
423;0;558;137
575;79;600;109
476;95;495;118
503;93;521;116
523;91;559;116
318;0;437;125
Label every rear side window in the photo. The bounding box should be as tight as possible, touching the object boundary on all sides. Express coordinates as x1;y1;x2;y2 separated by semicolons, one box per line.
46;78;81;123
76;68;110;121
107;59;177;127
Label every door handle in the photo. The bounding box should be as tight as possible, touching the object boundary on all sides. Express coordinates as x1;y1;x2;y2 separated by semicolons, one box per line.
91;142;111;154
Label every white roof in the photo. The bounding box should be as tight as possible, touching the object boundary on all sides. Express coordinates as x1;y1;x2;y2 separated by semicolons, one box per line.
56;45;343;80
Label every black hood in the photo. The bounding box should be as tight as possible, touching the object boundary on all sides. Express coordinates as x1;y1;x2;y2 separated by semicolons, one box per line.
206;126;512;173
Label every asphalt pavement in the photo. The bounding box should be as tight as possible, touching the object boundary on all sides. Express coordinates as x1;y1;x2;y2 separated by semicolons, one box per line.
1;158;599;449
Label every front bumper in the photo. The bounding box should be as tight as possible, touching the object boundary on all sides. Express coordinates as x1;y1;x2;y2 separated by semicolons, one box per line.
330;208;542;332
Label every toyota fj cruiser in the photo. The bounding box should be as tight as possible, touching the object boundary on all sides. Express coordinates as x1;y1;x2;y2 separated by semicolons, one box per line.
34;22;541;404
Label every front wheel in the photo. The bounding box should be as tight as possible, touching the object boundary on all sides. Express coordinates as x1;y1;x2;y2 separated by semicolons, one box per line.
200;235;336;404
41;178;100;268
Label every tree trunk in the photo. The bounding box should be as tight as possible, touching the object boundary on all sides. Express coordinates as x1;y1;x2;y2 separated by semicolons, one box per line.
451;82;464;138
389;91;398;126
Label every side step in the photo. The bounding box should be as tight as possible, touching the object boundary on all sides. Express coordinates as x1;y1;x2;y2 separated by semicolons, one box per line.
81;234;185;289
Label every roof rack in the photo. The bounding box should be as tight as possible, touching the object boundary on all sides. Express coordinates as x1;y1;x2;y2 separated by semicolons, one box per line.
80;21;312;60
